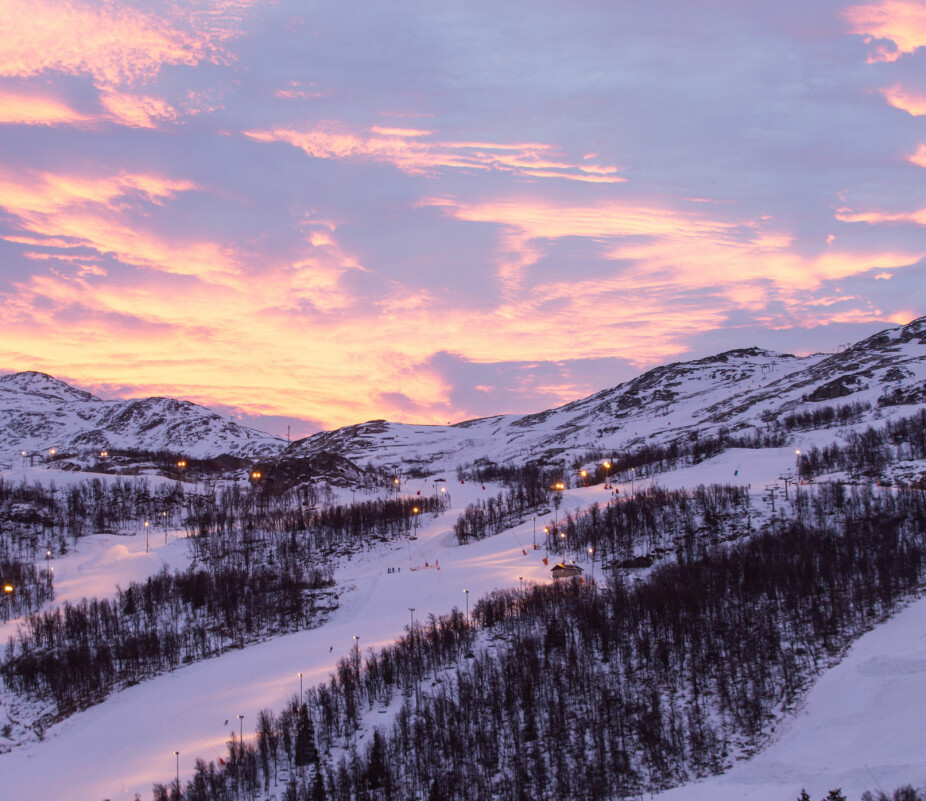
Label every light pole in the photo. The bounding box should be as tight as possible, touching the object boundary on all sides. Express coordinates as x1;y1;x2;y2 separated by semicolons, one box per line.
518;576;523;593
413;507;419;537
409;607;415;629
631;466;635;497
603;460;611;489
46;549;51;575
463;589;470;625
560;531;567;564
3;584;12;622
588;547;595;582
144;520;149;553
237;714;244;746
298;672;303;705
174;751;180;796
532;516;536;550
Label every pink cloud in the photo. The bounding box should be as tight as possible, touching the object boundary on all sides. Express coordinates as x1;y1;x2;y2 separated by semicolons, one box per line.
244;123;624;183
845;1;926;62
0;0;256;129
879;84;926;116
0;86;97;127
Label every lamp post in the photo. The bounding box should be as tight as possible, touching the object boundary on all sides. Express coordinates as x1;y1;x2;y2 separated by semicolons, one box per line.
409;607;415;629
298;672;303;705
631;466;635;497
413;507;419;537
174;751;180;795
560;531;567;564
532;516;536;550
3;584;12;622
603;460;611;489
588;547;595;582
518;576;523;593
463;589;470;625
237;714;244;746
46;549;51;575
144;520;149;553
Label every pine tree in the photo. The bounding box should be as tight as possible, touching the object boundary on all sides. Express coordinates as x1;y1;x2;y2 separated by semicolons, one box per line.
294;704;317;767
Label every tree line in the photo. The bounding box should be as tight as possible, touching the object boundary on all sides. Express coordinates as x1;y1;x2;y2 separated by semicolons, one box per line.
798;409;926;480
1;480;448;720
149;480;926;800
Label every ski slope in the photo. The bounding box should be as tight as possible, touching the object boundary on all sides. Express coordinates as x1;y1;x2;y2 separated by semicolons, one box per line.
1;448;925;800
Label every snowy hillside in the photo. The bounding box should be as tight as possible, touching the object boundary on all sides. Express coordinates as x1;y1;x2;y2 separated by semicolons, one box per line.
288;317;926;473
0;371;285;459
1;318;925;801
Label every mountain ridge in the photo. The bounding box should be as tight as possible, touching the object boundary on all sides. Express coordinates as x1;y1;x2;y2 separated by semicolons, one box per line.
3;316;924;469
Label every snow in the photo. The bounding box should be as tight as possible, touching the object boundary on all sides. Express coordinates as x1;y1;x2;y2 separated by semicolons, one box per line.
655;594;926;801
0;318;924;800
0;476;561;800
3;457;925;801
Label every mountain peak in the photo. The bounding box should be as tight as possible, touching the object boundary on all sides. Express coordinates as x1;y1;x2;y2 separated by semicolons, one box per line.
0;371;100;402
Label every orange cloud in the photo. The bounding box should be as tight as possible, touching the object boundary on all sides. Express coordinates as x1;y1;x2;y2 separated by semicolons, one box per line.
0;86;96;127
99;91;179;128
0;0;256;129
910;144;926;167
879;84;926;115
836;206;926;225
427;196;923;334
0;168;254;283
845;1;926;61
0;0;205;86
244;124;624;183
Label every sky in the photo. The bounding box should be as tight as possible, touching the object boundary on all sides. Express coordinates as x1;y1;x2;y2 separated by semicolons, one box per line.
0;0;924;438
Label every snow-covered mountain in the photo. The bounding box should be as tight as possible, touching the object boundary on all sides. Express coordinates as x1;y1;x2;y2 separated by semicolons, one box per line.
0;371;285;459
287;316;926;470
4;316;925;470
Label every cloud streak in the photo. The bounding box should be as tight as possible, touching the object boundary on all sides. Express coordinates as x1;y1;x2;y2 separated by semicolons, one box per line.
245;124;623;183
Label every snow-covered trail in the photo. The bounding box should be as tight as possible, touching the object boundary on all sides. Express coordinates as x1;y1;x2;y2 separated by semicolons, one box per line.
3;446;918;801
0;477;559;801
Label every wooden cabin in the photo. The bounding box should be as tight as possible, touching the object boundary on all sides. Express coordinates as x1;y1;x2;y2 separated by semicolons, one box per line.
550;562;584;580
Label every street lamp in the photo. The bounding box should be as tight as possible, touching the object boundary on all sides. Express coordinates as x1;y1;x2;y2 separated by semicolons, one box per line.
588;547;595;582
4;584;12;622
412;507;419;537
174;751;180;794
298;672;303;705
463;589;470;625
560;531;567;564
237;714;244;745
144;520;149;553
602;460;611;488
409;607;415;629
251;471;261;480
518;575;523;593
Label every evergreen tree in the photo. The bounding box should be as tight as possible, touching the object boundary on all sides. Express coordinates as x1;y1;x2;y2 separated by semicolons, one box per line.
294;704;317;767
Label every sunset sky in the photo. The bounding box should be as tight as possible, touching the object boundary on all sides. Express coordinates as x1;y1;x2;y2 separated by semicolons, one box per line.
1;0;924;437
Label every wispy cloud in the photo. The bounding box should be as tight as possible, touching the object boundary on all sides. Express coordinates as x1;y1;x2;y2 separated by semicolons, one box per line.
244;124;624;183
